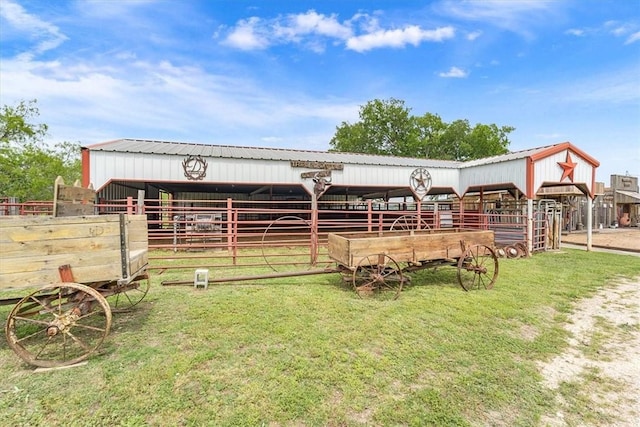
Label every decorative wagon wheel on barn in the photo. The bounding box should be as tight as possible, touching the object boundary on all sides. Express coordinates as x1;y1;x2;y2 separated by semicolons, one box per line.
352;254;404;300
5;282;112;368
457;245;499;291
390;214;431;231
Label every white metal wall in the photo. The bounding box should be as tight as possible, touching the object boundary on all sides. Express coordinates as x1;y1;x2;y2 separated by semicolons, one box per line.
88;145;598;200
533;149;593;195
89;151;461;194
459;159;528;194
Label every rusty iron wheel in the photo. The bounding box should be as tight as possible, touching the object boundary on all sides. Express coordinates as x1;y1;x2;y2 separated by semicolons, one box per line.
390;214;431;231
352;254;404;300
5;282;112;368
101;277;150;313
457;245;499;291
505;245;520;258
514;242;530;258
261;215;314;272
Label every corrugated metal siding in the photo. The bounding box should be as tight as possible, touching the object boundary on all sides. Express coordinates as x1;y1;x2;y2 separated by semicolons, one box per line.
533;149;593;193
85;139;461;168
86;139;599;199
89;150;461;192
459;159;527;193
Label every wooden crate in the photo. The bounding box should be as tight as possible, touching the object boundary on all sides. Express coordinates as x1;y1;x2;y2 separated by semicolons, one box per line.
0;214;148;291
328;229;495;268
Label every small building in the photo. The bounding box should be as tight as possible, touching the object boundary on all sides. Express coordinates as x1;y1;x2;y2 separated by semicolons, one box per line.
609;175;640;227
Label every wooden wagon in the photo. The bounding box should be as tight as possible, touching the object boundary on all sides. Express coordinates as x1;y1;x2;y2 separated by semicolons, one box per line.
0;178;149;367
328;228;498;300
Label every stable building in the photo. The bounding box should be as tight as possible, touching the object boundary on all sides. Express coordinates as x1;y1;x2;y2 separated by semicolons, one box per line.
81;139;600;250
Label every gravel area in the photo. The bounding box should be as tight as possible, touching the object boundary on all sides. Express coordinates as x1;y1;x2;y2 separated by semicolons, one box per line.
539;276;640;426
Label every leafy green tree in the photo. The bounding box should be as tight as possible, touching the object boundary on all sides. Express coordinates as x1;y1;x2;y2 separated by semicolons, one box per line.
329;98;514;161
330;98;419;156
1;100;81;201
0;99;48;145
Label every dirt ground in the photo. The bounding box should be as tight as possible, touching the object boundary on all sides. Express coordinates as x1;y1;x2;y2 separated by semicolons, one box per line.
538;232;640;426
562;228;640;252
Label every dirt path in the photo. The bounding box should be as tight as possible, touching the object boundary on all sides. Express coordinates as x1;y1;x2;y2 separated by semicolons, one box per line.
539;277;640;426
562;229;640;252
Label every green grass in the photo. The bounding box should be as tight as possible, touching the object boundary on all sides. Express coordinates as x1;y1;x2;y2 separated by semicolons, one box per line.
1;249;639;426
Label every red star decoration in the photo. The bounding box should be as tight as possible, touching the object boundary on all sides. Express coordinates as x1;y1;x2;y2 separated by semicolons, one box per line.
558;152;577;182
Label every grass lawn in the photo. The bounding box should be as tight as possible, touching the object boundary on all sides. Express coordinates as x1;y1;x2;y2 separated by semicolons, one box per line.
1;248;639;426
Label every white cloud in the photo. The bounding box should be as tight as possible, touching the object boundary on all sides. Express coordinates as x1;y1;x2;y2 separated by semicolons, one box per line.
565;28;585;36
222;17;270;50
276;10;352;41
435;0;558;39
626;31;640;45
439;66;468;78
221;10;454;53
0;50;356;146
0;0;68;58
346;25;455;52
467;30;482;41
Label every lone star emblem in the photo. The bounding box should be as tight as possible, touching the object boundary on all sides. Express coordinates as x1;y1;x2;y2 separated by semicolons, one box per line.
557;152;577;182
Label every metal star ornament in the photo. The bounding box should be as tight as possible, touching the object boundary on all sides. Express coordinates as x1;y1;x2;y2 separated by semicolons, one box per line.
557;152;577;182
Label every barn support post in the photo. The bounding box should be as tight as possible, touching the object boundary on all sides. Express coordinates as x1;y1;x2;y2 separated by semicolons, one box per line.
127;196;134;215
137;190;145;214
311;195;319;265
586;196;593;251
226;198;233;254
526;198;534;254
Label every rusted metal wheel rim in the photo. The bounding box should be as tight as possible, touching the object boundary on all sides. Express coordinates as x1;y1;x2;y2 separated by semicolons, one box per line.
457;245;499;291
5;282;112;368
390;215;431;231
352;254;404;300
261;215;314;272
102;277;150;313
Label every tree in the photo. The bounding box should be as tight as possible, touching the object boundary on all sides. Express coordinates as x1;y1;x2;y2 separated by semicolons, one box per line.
330;98;419;156
329;98;514;161
0;100;48;145
0;100;81;201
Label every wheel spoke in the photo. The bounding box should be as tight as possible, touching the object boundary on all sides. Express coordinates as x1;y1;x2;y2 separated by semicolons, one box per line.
33;336;55;360
65;331;93;352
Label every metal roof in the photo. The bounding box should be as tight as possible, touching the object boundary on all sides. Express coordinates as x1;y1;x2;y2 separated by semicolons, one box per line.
461;144;560;168
616;190;640;203
85;139;462;168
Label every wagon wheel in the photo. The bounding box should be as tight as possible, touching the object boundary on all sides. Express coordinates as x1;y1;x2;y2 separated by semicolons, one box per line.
352;254;404;300
457;245;499;291
390;214;431;231
261;216;314;272
5;282;112;368
101;277;150;313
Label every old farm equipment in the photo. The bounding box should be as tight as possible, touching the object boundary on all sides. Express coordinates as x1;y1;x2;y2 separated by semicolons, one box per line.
0;178;149;367
164;227;498;301
328;228;498;299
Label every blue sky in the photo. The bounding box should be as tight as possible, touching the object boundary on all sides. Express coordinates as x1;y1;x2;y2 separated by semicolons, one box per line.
1;0;638;183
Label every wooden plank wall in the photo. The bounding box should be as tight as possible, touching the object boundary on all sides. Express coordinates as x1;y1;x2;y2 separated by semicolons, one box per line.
0;214;148;291
53;176;96;217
